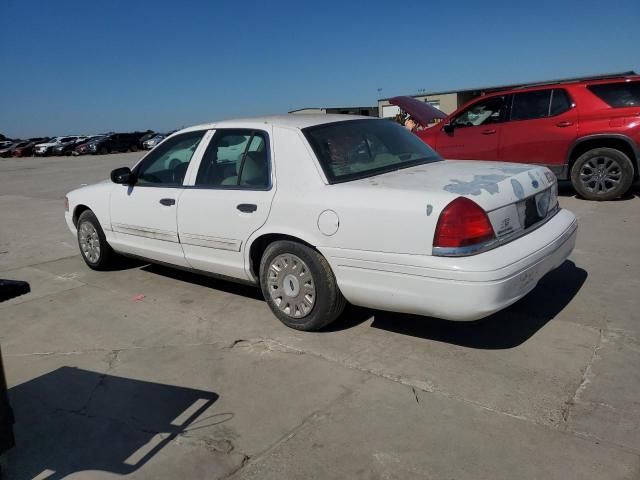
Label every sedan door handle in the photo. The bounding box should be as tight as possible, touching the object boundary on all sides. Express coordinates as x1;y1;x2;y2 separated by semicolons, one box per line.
556;121;573;127
481;128;496;135
237;203;257;213
159;198;175;206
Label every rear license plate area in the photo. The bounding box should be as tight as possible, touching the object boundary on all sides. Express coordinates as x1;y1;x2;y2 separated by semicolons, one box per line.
517;190;550;229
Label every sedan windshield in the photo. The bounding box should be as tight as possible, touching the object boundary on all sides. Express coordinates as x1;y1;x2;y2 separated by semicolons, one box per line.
303;119;442;183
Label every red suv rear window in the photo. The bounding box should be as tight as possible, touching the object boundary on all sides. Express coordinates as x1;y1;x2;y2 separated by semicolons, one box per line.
588;81;640;108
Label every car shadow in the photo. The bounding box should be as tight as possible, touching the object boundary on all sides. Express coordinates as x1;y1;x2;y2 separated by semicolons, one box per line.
326;260;587;349
141;264;265;301
124;258;585;350
6;367;223;480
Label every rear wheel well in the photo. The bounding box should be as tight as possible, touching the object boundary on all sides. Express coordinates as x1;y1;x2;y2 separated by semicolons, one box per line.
569;138;638;178
249;233;316;279
72;205;91;227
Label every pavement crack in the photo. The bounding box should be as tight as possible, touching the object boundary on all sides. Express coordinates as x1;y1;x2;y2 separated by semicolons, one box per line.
562;327;604;424
225;381;362;479
411;387;420;405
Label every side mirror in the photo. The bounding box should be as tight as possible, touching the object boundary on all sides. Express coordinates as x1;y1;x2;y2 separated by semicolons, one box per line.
111;167;134;185
443;123;455;134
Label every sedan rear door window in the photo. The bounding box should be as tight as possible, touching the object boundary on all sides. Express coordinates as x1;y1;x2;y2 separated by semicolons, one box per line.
195;130;270;189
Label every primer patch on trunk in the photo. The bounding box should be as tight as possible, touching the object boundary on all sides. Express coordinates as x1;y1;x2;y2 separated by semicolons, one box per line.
511;178;525;199
444;174;508;195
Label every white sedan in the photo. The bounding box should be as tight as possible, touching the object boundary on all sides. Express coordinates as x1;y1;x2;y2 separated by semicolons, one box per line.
64;115;577;331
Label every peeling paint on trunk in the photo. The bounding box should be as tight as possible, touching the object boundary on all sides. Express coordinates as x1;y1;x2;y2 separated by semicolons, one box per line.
443;175;508;196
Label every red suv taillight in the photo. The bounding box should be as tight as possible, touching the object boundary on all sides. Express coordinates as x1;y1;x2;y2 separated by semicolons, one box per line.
433;197;495;251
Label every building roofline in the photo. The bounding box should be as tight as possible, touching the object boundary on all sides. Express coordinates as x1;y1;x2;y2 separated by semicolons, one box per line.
377;71;637;102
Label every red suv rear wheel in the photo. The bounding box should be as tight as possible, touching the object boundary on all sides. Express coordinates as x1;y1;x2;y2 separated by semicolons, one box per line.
570;147;634;201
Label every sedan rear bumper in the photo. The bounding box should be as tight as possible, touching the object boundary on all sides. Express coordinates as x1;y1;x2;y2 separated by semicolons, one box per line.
323;209;577;321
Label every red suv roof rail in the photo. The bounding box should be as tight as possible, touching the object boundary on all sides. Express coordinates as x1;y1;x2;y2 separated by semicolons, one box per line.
507;71;637;91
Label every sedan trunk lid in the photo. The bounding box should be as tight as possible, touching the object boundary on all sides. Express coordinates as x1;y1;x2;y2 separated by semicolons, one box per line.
355;160;559;243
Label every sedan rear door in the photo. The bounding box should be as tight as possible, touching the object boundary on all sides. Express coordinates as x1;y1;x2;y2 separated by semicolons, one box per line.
177;128;275;280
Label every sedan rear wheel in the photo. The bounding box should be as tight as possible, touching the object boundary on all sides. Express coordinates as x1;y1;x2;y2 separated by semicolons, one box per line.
259;240;346;331
267;253;316;319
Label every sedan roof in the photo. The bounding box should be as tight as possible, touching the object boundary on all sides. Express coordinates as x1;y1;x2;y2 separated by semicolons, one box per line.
180;114;376;134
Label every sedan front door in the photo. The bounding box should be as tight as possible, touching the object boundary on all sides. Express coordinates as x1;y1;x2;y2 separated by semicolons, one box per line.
177;128;275;280
109;130;208;266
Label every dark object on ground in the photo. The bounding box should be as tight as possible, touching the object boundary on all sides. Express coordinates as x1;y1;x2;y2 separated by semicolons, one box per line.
0;279;30;302
0;280;30;460
0;345;14;456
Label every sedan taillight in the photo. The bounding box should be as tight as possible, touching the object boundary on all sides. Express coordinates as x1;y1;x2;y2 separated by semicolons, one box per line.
433;197;495;253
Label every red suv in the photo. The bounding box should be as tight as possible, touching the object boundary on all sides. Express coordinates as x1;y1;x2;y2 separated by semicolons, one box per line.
397;75;640;200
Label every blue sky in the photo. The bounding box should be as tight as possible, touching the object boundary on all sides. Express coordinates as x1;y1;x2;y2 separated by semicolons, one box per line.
1;0;638;138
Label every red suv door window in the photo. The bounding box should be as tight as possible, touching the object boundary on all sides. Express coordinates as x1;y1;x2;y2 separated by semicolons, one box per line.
436;96;505;160
499;88;577;169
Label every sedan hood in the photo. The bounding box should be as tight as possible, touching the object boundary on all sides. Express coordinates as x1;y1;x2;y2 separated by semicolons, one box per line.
388;96;447;127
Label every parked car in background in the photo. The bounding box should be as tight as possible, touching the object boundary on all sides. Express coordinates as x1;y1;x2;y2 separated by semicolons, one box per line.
0;140;13;149
52;136;89;156
12;139;47;157
73;136;106;156
64;115;576;331
88;133;141;154
142;134;166;149
0;141;26;158
34;137;75;156
400;73;640;201
138;131;156;149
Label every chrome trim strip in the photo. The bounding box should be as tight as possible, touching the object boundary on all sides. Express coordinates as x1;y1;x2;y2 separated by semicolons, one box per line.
432;205;561;257
112;223;179;243
180;233;242;252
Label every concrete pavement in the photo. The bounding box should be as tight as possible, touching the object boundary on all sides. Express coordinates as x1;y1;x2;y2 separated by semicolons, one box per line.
1;153;639;479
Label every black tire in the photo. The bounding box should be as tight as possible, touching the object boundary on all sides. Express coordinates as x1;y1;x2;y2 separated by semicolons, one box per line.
570;148;634;201
130;144;138;152
76;210;116;270
99;146;108;155
259;240;346;331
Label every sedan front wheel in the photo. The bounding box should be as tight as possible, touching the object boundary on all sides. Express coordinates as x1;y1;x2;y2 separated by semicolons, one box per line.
77;210;116;270
259;240;346;331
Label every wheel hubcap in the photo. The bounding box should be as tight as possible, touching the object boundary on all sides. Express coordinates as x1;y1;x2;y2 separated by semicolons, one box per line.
79;222;101;263
579;156;622;195
267;254;315;318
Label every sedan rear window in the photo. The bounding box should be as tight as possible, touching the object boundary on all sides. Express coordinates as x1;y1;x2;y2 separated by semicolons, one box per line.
303;119;442;183
588;81;640;107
